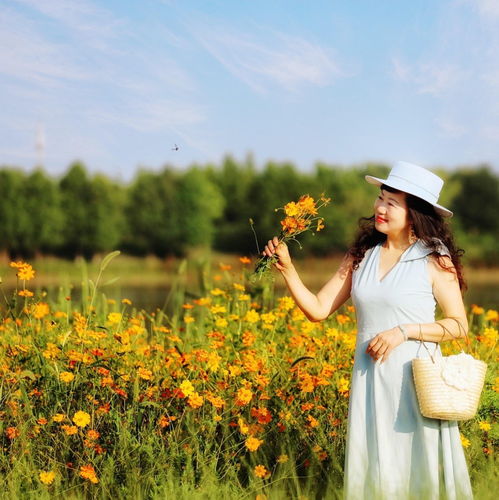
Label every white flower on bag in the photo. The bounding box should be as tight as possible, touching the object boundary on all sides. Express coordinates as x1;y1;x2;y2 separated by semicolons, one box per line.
440;352;475;391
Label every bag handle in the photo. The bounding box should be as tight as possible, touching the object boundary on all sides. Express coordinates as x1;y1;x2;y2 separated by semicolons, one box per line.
416;318;468;364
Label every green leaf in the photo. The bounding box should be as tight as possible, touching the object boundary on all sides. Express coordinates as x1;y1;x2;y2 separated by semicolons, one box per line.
19;370;36;380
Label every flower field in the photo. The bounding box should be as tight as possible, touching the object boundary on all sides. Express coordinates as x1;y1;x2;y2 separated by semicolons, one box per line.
0;255;497;499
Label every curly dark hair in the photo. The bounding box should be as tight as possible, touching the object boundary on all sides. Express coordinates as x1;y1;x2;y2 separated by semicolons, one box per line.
347;184;466;290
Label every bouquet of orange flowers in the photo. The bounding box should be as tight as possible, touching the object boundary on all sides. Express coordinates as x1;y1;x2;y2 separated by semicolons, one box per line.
251;194;331;280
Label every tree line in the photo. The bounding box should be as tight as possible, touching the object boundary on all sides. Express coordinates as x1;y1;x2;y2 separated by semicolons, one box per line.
0;157;497;264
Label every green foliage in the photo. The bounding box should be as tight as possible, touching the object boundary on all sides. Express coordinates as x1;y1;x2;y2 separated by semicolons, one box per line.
0;159;497;263
177;167;224;248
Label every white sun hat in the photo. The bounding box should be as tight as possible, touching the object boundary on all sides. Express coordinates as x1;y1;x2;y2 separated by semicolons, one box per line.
365;161;453;217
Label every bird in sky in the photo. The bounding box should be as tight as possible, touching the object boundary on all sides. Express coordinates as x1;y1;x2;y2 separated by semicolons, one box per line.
172;144;179;151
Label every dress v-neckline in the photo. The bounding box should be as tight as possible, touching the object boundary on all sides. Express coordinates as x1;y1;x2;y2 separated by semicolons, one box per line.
375;242;415;283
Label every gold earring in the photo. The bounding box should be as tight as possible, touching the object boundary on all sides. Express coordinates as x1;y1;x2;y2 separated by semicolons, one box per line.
409;225;417;244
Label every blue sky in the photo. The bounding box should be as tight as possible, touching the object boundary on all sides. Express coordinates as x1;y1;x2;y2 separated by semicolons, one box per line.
1;0;498;180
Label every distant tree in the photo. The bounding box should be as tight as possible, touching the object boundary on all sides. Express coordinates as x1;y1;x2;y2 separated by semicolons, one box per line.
59;162;125;259
87;174;126;253
124;168;182;256
209;155;257;253
248;161;310;254
450;166;499;234
21;169;64;255
0;169;27;257
177;167;224;248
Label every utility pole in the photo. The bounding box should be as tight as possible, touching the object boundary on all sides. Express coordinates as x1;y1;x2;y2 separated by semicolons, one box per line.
35;122;45;167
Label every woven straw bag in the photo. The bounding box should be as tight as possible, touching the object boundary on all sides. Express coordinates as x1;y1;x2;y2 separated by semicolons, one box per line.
412;319;487;421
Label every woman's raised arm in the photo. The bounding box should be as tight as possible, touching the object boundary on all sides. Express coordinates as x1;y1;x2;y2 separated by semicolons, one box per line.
263;236;353;322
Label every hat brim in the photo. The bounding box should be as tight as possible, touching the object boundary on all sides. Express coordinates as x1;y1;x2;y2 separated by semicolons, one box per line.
365;175;453;218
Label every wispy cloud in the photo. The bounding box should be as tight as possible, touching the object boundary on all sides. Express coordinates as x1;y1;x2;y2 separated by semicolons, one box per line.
465;0;499;19
88;99;205;132
0;7;90;85
196;25;346;93
434;116;467;138
391;56;465;95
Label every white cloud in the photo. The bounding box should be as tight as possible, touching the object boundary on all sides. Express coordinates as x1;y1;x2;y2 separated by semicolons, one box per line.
434;117;467;138
0;7;90;85
466;0;499;19
87;99;205;133
196;26;346;93
391;56;465;95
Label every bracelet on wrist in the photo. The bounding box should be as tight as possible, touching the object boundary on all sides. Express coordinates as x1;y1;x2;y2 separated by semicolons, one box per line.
397;324;408;342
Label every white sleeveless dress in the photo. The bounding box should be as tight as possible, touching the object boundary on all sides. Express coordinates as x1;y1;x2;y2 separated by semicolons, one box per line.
344;240;473;500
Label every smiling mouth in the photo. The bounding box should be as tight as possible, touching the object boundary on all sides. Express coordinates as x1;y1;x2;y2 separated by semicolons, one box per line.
375;216;388;223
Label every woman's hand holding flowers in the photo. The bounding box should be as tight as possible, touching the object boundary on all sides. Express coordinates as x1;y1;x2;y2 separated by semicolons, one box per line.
263;236;292;273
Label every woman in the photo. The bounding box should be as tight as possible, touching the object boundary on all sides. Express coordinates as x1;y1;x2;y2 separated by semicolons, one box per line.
263;161;473;500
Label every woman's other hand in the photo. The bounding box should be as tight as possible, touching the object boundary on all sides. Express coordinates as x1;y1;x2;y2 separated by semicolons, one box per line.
366;327;405;363
263;236;292;272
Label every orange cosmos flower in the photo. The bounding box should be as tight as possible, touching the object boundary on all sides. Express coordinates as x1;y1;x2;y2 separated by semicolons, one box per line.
187;392;204;409
80;464;99;484
6;427;20;439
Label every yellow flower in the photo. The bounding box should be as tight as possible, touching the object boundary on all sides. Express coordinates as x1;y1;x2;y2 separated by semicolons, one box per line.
210;305;227;314
284;201;300;216
478;421;491;432
235;387;253;406
107;312;122;324
122;298;132;305
244;309;260;324
33;302;50;319
14;262;36;281
52;413;65;422
210;288;225;296
72;410;91;428
215;318;228;328
39;470;56;485
485;309;498;322
137;367;153;380
460;434;471;448
184;315;195;324
278;296;295;311
245;436;264;452
59;372;74;383
179;380;195;397
254;464;270;479
277;454;289;463
18;289;34;297
316;218;325;232
233;283;245;291
471;305;484;315
337;377;350;395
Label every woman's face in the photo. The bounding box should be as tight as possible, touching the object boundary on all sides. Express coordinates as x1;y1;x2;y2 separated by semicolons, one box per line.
373;188;410;236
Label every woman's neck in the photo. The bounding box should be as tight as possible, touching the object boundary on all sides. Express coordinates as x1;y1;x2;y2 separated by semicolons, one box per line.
383;232;413;251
